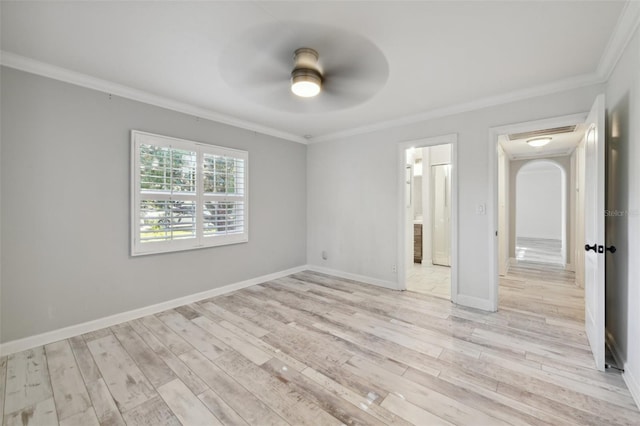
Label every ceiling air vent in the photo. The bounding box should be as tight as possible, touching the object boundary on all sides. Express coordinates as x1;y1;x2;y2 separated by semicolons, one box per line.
508;125;577;141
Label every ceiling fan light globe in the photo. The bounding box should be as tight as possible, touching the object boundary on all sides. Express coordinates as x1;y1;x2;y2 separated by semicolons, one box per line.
291;70;322;97
291;80;321;97
527;137;551;147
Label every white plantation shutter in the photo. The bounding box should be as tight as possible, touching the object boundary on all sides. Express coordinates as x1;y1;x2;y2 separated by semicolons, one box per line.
202;153;246;238
131;131;248;256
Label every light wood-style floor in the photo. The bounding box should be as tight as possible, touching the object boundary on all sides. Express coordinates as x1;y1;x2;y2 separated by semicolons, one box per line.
515;237;563;265
3;267;639;425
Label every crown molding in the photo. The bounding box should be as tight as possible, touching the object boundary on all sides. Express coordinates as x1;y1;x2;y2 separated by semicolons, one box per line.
597;0;640;81
311;0;640;144
0;51;308;145
3;0;638;147
310;72;602;143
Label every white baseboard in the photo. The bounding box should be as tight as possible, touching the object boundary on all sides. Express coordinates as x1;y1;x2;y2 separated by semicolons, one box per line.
498;256;512;276
306;265;494;313
623;365;640;411
305;265;400;291
0;265;307;356
605;330;640;410
456;294;494;311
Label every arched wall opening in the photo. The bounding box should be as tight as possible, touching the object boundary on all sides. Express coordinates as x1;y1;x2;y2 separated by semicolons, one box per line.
512;159;568;266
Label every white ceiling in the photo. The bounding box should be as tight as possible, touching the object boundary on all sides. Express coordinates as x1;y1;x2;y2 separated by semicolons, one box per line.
0;1;628;143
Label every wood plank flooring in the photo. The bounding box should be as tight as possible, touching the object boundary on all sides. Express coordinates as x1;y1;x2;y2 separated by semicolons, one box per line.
515;237;563;265
2;267;639;425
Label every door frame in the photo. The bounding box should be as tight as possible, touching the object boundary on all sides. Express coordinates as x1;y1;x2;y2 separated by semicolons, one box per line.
397;133;458;303
488;113;588;311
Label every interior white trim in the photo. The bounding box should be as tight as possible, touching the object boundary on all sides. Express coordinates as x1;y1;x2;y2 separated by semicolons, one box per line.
624;369;640;414
0;51;307;145
310;2;640;144
397;133;458;304
488;113;589;312
306;265;399;291
3;0;638;147
0;49;602;146
606;329;640;409
0;265;307;356
312;73;600;143
597;0;640;81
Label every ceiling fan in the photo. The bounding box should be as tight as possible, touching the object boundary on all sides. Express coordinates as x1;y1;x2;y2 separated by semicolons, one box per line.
290;48;322;98
218;21;389;113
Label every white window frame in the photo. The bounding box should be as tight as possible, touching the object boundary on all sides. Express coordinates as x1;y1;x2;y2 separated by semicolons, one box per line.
131;130;248;256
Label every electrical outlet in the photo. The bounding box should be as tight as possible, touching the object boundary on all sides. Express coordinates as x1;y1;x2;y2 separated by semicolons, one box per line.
392;264;397;273
321;250;328;260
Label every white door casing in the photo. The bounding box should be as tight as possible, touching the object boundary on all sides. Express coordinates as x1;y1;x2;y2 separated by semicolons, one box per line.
397;134;458;303
489;112;590;312
583;94;606;371
498;146;509;276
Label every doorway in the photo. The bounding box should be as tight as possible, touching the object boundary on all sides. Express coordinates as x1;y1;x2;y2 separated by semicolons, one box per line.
489;97;607;371
514;160;567;266
489;112;588;310
397;134;458;302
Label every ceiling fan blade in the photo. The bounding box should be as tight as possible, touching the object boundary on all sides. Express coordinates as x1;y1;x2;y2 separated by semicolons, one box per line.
219;24;294;87
218;20;388;112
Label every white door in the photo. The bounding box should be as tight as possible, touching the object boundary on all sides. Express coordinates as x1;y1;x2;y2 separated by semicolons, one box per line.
431;164;451;266
583;94;606;371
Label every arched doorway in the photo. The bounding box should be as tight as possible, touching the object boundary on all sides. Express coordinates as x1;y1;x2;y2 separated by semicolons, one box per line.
515;160;566;265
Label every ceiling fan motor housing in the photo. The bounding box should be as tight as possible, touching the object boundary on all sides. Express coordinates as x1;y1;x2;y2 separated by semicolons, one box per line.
291;48;323;97
293;48;321;73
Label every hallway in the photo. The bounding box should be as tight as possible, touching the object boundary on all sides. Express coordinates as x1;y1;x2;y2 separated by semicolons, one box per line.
500;260;581;320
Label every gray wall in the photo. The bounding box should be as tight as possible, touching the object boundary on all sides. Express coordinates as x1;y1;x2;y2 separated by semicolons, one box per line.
516;164;563;240
1;67;307;342
604;24;640;395
307;84;602;304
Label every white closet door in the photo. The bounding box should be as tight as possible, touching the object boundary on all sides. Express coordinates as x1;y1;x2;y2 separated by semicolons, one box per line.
431;164;451;266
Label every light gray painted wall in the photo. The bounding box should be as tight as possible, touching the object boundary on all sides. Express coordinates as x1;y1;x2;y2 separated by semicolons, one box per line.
515;165;562;240
605;25;640;399
0;67;307;342
307;84;602;302
509;156;573;265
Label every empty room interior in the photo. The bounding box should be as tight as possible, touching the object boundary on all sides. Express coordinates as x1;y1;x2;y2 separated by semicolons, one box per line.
2;1;640;425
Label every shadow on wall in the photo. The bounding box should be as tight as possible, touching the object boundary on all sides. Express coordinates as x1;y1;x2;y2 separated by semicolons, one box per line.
606;93;629;361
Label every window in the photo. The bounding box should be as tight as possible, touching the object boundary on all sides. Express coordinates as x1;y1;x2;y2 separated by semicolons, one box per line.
131;131;248;256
